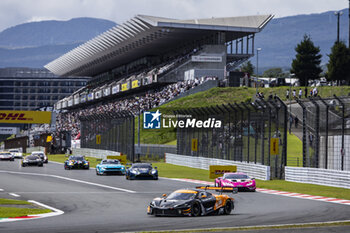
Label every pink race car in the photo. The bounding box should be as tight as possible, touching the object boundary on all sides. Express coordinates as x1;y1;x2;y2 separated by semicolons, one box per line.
215;172;256;192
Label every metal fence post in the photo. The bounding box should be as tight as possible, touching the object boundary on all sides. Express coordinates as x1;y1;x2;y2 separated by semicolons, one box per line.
334;95;345;170
296;99;307;167
317;96;329;169
241;102;251;163
234;103;244;162
310;98;320;168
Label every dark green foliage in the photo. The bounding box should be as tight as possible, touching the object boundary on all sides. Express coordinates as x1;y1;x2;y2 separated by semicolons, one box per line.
263;68;284;77
291;35;322;86
240;60;254;75
327;41;350;84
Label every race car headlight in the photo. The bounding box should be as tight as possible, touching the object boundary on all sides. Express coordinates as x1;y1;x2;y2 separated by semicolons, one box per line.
151;169;157;174
23;159;28;162
151;201;156;206
130;169;139;174
100;167;105;170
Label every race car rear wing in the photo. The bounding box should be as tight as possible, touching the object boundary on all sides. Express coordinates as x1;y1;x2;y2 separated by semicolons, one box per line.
196;186;238;194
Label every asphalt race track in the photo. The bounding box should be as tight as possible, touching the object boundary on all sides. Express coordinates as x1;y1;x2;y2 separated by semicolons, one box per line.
0;160;350;233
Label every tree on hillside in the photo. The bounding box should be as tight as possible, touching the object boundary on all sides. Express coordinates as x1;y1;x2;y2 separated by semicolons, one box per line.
263;68;283;77
291;35;322;86
240;60;254;75
327;41;350;85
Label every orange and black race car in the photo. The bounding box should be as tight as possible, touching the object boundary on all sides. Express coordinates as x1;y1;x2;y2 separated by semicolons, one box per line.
147;186;236;217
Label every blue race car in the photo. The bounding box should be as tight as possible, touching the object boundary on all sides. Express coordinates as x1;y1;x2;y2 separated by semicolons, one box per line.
64;155;89;170
126;163;158;180
96;159;126;175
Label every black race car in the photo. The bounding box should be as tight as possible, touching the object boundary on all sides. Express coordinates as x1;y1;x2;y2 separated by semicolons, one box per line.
147;186;236;217
21;155;43;167
126;163;158;180
64;155;89;169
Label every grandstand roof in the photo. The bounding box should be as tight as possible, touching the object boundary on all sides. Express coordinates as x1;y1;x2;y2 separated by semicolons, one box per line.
45;14;273;77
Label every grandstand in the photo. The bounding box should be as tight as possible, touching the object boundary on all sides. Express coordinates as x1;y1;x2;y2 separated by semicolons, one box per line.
46;14;273;110
44;14;272;153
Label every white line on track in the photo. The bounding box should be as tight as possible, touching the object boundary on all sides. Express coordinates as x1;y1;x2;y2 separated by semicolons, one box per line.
9;193;20;197
0;170;136;193
0;188;4;191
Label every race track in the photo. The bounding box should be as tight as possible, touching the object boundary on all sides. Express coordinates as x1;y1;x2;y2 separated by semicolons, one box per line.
0;160;350;233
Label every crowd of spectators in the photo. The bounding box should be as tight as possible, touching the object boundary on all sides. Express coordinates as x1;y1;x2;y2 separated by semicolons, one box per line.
56;78;208;139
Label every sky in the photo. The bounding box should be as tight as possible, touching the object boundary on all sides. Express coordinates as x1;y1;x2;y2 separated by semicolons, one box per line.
0;0;348;32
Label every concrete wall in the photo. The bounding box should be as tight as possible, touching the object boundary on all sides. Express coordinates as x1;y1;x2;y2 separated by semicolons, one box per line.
285;166;350;189
72;148;121;159
165;153;270;180
137;144;176;159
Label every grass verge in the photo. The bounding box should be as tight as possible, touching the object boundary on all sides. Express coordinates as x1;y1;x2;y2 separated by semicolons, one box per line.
48;154;350;200
0;198;31;205
0;207;51;218
0;199;51;218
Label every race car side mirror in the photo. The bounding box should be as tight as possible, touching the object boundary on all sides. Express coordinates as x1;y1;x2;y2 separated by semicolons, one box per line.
155;167;158;169
232;187;238;194
162;194;167;197
251;178;255;180
201;195;207;198
86;159;89;161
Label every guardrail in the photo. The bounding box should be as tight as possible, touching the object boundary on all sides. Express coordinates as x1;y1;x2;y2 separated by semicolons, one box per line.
285;166;350;189
137;144;176;159
72;148;121;159
165;153;270;180
27;147;45;153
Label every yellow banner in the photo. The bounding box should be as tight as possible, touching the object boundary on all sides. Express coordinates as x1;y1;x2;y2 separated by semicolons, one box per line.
107;155;127;165
191;138;198;151
131;80;139;89
209;165;237;179
46;135;53;142
0;111;51;124
121;83;129;91
96;135;101;145
270;138;279;155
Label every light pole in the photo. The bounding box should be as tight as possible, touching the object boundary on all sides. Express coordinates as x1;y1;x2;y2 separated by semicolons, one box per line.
334;11;343;43
256;48;261;94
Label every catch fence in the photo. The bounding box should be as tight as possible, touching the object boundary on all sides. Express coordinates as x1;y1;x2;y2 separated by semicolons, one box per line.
175;97;288;178
295;96;350;171
79;111;135;161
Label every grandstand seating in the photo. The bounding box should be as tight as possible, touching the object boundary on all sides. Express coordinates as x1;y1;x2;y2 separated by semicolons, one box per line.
55;77;216;139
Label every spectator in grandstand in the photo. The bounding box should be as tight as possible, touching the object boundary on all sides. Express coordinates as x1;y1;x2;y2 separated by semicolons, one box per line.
54;79;201;138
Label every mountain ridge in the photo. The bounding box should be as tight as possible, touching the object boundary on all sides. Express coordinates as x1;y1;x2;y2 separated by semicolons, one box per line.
0;9;349;70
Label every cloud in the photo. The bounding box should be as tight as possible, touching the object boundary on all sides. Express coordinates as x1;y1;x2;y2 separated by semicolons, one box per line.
0;0;348;32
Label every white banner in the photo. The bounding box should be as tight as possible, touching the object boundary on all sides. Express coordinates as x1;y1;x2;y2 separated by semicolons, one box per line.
0;127;19;135
192;55;222;63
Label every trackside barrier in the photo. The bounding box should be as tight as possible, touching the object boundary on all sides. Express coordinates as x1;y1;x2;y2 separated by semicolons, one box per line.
165;153;270;180
27;147;45;153
72;148;121;159
285;166;350;189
